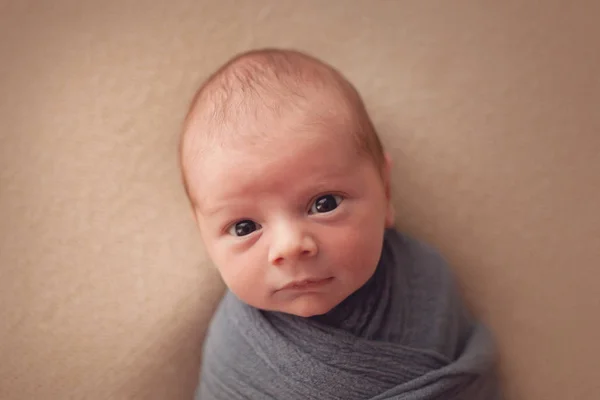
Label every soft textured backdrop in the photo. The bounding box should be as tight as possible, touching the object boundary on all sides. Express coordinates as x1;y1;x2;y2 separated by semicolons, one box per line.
1;1;599;399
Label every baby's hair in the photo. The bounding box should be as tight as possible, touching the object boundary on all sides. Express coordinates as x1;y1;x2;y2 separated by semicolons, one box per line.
179;48;385;204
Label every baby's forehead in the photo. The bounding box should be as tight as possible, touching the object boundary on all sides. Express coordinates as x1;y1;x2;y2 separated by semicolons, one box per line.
191;128;365;208
209;105;358;159
185;99;361;173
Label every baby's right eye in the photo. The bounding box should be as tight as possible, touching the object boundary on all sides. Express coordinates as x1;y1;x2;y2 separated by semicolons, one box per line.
227;220;262;237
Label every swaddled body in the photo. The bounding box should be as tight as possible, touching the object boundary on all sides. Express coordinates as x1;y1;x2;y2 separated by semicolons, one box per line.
179;48;502;399
198;230;500;399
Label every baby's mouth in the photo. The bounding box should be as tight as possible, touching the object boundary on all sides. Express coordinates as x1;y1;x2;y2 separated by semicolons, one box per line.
279;277;334;291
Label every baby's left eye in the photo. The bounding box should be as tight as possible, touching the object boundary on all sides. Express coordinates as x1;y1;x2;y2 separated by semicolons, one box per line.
309;194;343;214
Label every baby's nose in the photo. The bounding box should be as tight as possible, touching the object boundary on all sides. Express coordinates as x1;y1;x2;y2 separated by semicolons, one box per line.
268;228;318;267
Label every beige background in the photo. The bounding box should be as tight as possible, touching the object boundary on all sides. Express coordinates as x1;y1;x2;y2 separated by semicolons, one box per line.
1;1;599;399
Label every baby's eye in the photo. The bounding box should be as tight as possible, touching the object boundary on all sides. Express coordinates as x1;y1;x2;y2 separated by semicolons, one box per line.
309;194;343;214
228;220;262;237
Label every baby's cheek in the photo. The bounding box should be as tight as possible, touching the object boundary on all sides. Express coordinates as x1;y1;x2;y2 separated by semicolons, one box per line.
334;221;384;270
218;248;270;306
225;255;248;282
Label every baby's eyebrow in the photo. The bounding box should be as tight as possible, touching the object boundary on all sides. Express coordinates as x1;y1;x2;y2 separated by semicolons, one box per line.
200;200;247;217
200;203;227;216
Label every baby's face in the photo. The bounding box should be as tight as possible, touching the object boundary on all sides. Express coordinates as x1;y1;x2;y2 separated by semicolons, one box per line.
188;117;393;317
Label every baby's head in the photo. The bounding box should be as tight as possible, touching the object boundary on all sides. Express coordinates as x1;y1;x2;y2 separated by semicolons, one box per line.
180;49;395;317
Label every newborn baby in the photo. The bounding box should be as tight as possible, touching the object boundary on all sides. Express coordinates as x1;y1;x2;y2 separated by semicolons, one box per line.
179;48;502;399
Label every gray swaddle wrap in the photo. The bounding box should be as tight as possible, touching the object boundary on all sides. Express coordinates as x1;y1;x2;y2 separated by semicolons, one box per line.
197;229;502;399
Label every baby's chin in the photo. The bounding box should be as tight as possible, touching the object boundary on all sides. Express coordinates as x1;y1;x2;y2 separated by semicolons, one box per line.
269;292;347;318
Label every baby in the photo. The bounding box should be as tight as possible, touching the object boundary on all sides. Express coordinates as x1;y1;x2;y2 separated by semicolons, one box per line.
180;49;501;400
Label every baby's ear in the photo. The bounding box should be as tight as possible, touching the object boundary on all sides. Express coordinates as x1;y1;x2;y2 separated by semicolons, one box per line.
383;153;396;227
